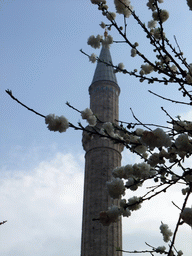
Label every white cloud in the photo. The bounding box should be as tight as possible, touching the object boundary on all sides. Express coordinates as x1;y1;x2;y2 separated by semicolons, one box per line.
0;148;191;256
0;151;84;256
180;109;192;121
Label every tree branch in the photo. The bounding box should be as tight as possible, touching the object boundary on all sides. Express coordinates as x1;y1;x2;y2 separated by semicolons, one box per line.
5;90;45;118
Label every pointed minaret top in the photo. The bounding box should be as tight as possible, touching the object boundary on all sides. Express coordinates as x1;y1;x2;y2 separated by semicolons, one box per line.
91;44;117;85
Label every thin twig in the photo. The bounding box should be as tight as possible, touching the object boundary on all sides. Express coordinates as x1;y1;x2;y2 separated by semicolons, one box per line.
173;35;189;69
5;89;45;118
0;220;7;225
172;201;181;211
66;101;81;114
168;187;191;255
115;119;171;130
148;90;190;105
130;108;152;131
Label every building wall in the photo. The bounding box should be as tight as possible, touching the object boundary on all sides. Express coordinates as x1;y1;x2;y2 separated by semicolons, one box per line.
81;53;123;256
81;138;123;256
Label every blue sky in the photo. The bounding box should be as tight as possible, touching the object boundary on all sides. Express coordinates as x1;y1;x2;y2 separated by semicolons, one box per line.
1;1;192;255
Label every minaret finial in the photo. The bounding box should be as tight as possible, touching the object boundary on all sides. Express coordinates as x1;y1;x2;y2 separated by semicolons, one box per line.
104;29;108;38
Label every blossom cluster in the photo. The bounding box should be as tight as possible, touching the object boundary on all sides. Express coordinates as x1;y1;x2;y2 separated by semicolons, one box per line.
114;0;133;18
173;119;192;132
99;205;121;226
91;0;106;4
45;108;97;134
147;0;164;11
99;119;192;232
100;121;192;174
106;177;125;199
155;246;166;254
87;34;113;50
180;207;192;227
99;196;142;226
45;114;69;133
87;34;103;49
159;223;173;242
89;53;97;63
112;162;155;184
81;108;97;126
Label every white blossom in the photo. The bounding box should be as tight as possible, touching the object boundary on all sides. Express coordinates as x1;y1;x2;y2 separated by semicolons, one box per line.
135;128;144;136
126;177;142;191
106;177;125;199
148;20;157;29
99;205;120;226
81;108;93;119
132;162;154;179
167;147;177;163
170;64;177;73
147;1;156;11
152;9;169;23
91;0;106;4
189;63;192;73
185;121;192;130
106;12;116;21
127;196;142;211
81;108;97;126
119;199;131;217
182;187;190;195
114;0;133;18
118;62;125;70
141;128;172;149
133;145;147;155
124;164;134;179
102;122;114;135
180;207;192;227
185;174;192;182
186;74;192;84
175;134;192;152
160;223;173;242
45;114;69;133
147;0;163;11
134;42;139;47
121;207;131;217
102;35;113;48
151;28;165;40
131;48;137;57
89;53;97;63
100;21;106;28
174;119;192;132
173;121;187;132
87;34;102;49
112;166;125;179
140;64;154;74
148;152;164;167
87;115;97;126
125;177;134;186
148;150;169;167
107;205;120;221
156;246;166;254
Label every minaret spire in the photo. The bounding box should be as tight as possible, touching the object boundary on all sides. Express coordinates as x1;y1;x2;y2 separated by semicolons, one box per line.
81;39;123;256
92;44;117;85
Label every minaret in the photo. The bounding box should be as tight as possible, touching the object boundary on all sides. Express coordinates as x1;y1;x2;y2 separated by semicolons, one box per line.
81;35;123;256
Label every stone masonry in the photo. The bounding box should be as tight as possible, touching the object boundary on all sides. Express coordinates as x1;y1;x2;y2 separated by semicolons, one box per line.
81;45;123;256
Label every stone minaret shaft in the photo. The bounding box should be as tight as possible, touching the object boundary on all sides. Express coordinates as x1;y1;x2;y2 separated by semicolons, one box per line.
81;45;123;256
